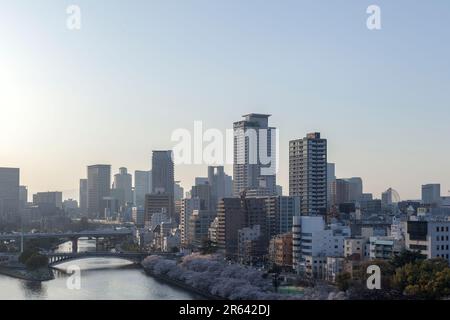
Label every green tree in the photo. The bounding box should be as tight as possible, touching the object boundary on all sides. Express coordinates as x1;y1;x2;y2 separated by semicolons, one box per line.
336;272;352;291
355;259;395;289
392;258;450;299
390;249;426;269
19;248;38;264
121;242;140;252
25;254;49;270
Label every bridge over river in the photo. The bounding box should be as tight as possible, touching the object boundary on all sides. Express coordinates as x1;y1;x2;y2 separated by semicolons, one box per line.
0;229;133;253
45;251;177;267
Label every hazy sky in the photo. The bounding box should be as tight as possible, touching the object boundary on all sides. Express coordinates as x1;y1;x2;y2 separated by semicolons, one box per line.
1;0;450;201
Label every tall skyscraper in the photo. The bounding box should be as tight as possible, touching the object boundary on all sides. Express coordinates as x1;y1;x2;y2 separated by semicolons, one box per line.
194;177;207;185
191;184;212;211
289;132;327;216
113;167;133;205
207;166;233;212
19;186;28;210
33;192;63;209
79;179;88;215
0;167;20;223
151;151;175;221
134;170;152;208
332;179;350;206
422;184;441;206
233;114;277;196
174;181;184;201
344;177;363;203
208;166;225;205
327;163;336;208
87;165;111;219
152;151;174;195
180;197;201;246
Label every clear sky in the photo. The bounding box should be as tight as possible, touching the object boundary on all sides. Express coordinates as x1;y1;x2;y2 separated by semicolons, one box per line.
1;0;450;201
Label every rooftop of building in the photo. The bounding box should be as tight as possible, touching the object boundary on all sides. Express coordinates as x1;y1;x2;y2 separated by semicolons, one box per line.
242;113;271;118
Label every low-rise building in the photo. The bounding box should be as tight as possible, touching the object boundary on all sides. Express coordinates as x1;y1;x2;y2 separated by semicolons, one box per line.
406;218;450;262
292;215;350;276
268;233;293;269
238;225;262;265
344;237;367;260
325;257;346;282
369;236;404;260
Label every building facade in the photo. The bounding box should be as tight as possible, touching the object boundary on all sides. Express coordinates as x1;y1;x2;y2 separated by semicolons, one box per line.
87;165;111;219
0;167;20;223
79;179;88;215
134;170;152;208
113;167;133;205
151;151;175;221
289;132;327;216
233;114;277;197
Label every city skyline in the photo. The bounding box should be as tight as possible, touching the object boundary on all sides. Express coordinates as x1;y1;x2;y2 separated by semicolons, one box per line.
2;1;450;200
3;122;449;203
3;1;450;304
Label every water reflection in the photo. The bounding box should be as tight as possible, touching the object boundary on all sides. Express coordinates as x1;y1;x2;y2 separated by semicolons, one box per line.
21;280;47;300
0;240;200;300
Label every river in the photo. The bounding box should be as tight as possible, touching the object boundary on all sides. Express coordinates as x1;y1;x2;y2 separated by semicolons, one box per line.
0;239;200;300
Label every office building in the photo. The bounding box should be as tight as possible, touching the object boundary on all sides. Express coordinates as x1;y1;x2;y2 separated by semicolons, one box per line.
132;206;146;227
422;184;441;207
0;167;20;222
208;166;229;210
79;179;88;215
152;151;174;195
144;193;173;226
134;170;152;208
151;151;175;220
406;218;450;263
33;192;63;209
19;186;28;210
191;184;212;212
195;177;208;186
113;167;133;205
174;181;184;201
87;165;111;219
187;210;216;247
332;179;350;206
327;163;336;208
345;177;363;203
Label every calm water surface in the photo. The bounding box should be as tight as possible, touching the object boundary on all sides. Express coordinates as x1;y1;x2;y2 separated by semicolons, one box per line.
0;240;199;300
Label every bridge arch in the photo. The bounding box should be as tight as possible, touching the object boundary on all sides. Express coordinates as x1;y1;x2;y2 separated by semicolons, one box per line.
47;252;149;267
